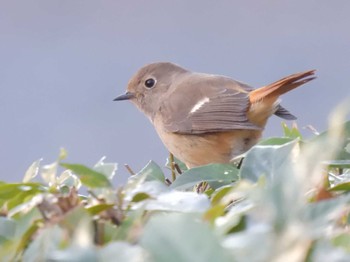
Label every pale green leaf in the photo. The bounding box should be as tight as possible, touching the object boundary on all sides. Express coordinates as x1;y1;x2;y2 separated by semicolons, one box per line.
170;164;239;190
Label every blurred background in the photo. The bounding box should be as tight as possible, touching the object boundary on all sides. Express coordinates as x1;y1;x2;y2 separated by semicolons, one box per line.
1;0;349;183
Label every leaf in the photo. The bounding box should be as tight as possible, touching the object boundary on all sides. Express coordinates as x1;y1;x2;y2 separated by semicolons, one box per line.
22;159;42;183
282;122;302;139
93;157;118;180
165;156;188;172
140;213;232;262
211;185;233;205
57;170;81;189
22;223;95;262
131;192;151;203
110;208;145;242
60;163;112;188
240;140;299;182
99;242;147;262
301;195;350;232
311;120;350;160
59;206;93;237
124;181;169;203
58;147;68;161
0;183;44;207
48;247;98;262
136;160;165;182
258;137;295;146
329;182;350;192
141;191;210;213
7;190;41;212
332;234;350;252
324;160;350;169
124;162;167;201
0;217;16;242
227;215;247;234
16;219;43;257
170;164;239;190
203;204;225;224
85;204;115;216
41;162;58;186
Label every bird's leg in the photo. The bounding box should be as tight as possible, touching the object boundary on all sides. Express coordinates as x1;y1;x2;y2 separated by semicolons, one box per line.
174;163;183;174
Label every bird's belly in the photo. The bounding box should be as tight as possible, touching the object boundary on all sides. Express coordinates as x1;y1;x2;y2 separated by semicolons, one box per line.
154;124;262;168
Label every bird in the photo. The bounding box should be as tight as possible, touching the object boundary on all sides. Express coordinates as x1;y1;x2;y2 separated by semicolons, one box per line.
114;62;315;168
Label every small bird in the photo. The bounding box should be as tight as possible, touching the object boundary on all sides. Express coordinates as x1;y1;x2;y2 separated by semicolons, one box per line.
114;62;315;168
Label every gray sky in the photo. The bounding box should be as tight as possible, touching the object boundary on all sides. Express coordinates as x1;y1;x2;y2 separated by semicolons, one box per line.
1;0;350;183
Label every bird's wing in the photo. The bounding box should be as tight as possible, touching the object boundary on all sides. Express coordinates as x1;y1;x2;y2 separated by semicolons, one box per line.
159;74;261;134
274;105;297;120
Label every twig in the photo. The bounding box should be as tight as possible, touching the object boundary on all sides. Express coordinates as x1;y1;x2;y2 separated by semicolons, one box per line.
124;163;136;176
237;158;244;169
93;220;104;246
169;153;176;181
88;190;102;201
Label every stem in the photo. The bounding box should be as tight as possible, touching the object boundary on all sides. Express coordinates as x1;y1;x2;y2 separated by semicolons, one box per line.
169;153;176;181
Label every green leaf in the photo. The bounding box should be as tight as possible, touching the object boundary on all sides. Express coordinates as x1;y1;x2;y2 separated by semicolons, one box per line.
22;159;42;183
203;204;225;224
140;213;232;262
99;242;147;261
211;185;233;205
16;219;43;257
170;164;239;190
311;120;350;160
329;182;350;192
41;162;58;185
165;156;188;172
131;192;151;203
59;206;93;236
141;191;210;213
0;217;16;243
136;160;165;182
282;122;302;139
240;140;298;182
58;147;68;161
227;215;247;234
0;183;45;208
332;234;350;252
124;181;169;204
302;195;350;231
0;183;44;200
324;160;350;169
258;137;295;146
93;157;118;180
110;208;145;242
7;190;41;211
85;204;115;216
57;170;81;189
60;163;112;188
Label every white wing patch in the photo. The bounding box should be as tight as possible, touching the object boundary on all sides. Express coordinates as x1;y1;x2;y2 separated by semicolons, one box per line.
190;97;210;114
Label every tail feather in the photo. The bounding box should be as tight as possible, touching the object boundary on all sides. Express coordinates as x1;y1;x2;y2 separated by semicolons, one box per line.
249;70;316;104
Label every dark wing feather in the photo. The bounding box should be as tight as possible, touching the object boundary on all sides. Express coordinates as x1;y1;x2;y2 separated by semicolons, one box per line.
160;74;261;134
274;105;297;120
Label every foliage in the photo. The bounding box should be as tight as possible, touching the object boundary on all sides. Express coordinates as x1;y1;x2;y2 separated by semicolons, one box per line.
1;109;350;261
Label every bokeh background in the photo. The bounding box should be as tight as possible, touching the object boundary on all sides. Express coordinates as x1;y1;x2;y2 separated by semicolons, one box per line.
1;0;350;183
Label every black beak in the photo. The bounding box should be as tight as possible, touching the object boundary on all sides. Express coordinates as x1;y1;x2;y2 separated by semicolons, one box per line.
113;92;135;101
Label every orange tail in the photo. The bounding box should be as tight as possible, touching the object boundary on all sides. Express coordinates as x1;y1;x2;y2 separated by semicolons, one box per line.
249;70;316;104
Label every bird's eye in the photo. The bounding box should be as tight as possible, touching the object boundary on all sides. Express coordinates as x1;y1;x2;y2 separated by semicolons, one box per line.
144;78;156;89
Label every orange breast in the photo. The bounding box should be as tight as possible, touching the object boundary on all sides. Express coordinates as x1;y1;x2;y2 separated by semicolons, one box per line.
154;116;262;168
